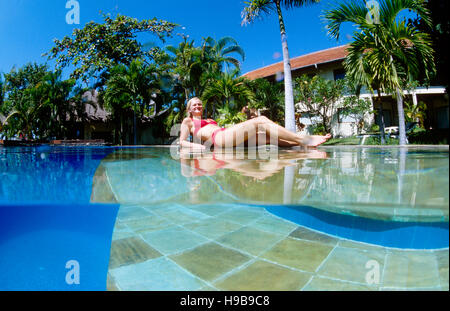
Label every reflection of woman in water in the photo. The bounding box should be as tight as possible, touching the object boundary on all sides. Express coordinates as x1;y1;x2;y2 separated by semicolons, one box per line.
179;148;328;179
179;148;328;204
179;97;331;151
179;151;227;177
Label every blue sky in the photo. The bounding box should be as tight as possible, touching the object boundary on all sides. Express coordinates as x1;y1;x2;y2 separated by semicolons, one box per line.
0;0;355;80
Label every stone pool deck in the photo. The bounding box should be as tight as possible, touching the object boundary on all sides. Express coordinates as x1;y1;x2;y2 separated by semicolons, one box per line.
106;203;449;291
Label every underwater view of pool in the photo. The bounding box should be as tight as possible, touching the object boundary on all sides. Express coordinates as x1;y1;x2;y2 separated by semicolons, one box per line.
0;145;448;290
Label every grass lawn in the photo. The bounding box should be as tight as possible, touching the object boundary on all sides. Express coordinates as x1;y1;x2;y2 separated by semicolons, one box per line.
322;137;361;145
322;129;448;146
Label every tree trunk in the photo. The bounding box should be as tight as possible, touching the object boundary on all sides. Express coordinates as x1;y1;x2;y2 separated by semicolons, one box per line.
276;2;296;133
133;108;137;145
120;113;123;146
184;88;190;103
377;91;386;144
396;87;407;145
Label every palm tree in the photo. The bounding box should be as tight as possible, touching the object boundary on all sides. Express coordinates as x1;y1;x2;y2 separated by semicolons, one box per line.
40;70;76;139
102;59;160;145
2;88;46;140
202;70;255;118
324;0;435;145
404;100;426;127
248;78;284;122
199;36;246;105
0;75;4;108
166;36;204;102
241;0;321;133
0;75;5;135
201;36;245;74
102;71;131;145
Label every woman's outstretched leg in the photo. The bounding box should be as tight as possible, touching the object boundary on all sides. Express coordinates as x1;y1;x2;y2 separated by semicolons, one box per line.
214;116;331;148
239;134;299;148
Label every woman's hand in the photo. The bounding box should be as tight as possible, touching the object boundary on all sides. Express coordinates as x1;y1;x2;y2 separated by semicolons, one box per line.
179;140;206;152
188;143;206;152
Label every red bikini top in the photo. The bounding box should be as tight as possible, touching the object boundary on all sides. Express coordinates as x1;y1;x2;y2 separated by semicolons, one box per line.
191;118;218;136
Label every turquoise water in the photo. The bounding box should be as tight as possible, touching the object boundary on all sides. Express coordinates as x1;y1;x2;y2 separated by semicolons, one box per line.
91;147;449;221
0;145;448;290
2;146;447;219
0;146;448;261
90;146;448;249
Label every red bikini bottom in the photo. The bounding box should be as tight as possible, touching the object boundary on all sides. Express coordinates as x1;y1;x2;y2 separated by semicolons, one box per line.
211;128;226;146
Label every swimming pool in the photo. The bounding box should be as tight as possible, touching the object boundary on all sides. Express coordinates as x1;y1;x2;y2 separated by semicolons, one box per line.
1;145;448;290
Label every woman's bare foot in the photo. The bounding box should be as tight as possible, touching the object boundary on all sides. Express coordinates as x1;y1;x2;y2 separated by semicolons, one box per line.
302;133;331;147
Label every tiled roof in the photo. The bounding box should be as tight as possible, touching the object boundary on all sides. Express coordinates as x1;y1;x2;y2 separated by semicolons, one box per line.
242;45;349;80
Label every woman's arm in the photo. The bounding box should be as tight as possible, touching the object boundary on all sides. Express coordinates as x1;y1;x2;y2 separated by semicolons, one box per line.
179;118;206;150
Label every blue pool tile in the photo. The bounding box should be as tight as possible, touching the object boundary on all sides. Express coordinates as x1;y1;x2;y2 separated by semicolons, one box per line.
111;257;207;291
141;226;209;255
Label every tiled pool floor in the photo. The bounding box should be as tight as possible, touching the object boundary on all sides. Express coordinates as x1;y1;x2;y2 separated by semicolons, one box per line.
106;203;449;291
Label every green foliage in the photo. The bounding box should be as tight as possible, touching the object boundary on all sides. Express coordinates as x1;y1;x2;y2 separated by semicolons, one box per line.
2;63;48;112
166;36;205;100
294;74;345;133
201;36;245;75
165;35;246;105
411;0;450;90
364;136;399;145
101;59;165;144
2;64;45;138
104;59;159;115
408;129;448;144
163;99;186;135
340;88;373;134
247;78;284;123
202;70;255;117
0;75;4;109
216;106;248;127
340;96;372;119
404;100;427;127
1;63;80;140
324;0;436;144
309;123;326;135
322;136;361;145
46;13;177;83
370;124;380;133
39;70;77;138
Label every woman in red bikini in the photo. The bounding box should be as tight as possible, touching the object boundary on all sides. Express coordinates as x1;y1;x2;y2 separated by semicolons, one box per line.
179;97;331;151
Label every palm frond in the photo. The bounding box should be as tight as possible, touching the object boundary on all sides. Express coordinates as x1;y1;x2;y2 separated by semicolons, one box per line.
241;0;274;26
380;0;432;28
222;46;246;61
281;0;321;10
322;0;370;40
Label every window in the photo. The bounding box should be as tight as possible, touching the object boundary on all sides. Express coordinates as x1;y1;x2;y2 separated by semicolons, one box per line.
333;68;346;81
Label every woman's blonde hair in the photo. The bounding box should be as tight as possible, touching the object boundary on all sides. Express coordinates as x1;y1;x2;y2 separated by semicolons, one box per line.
186;97;202;118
